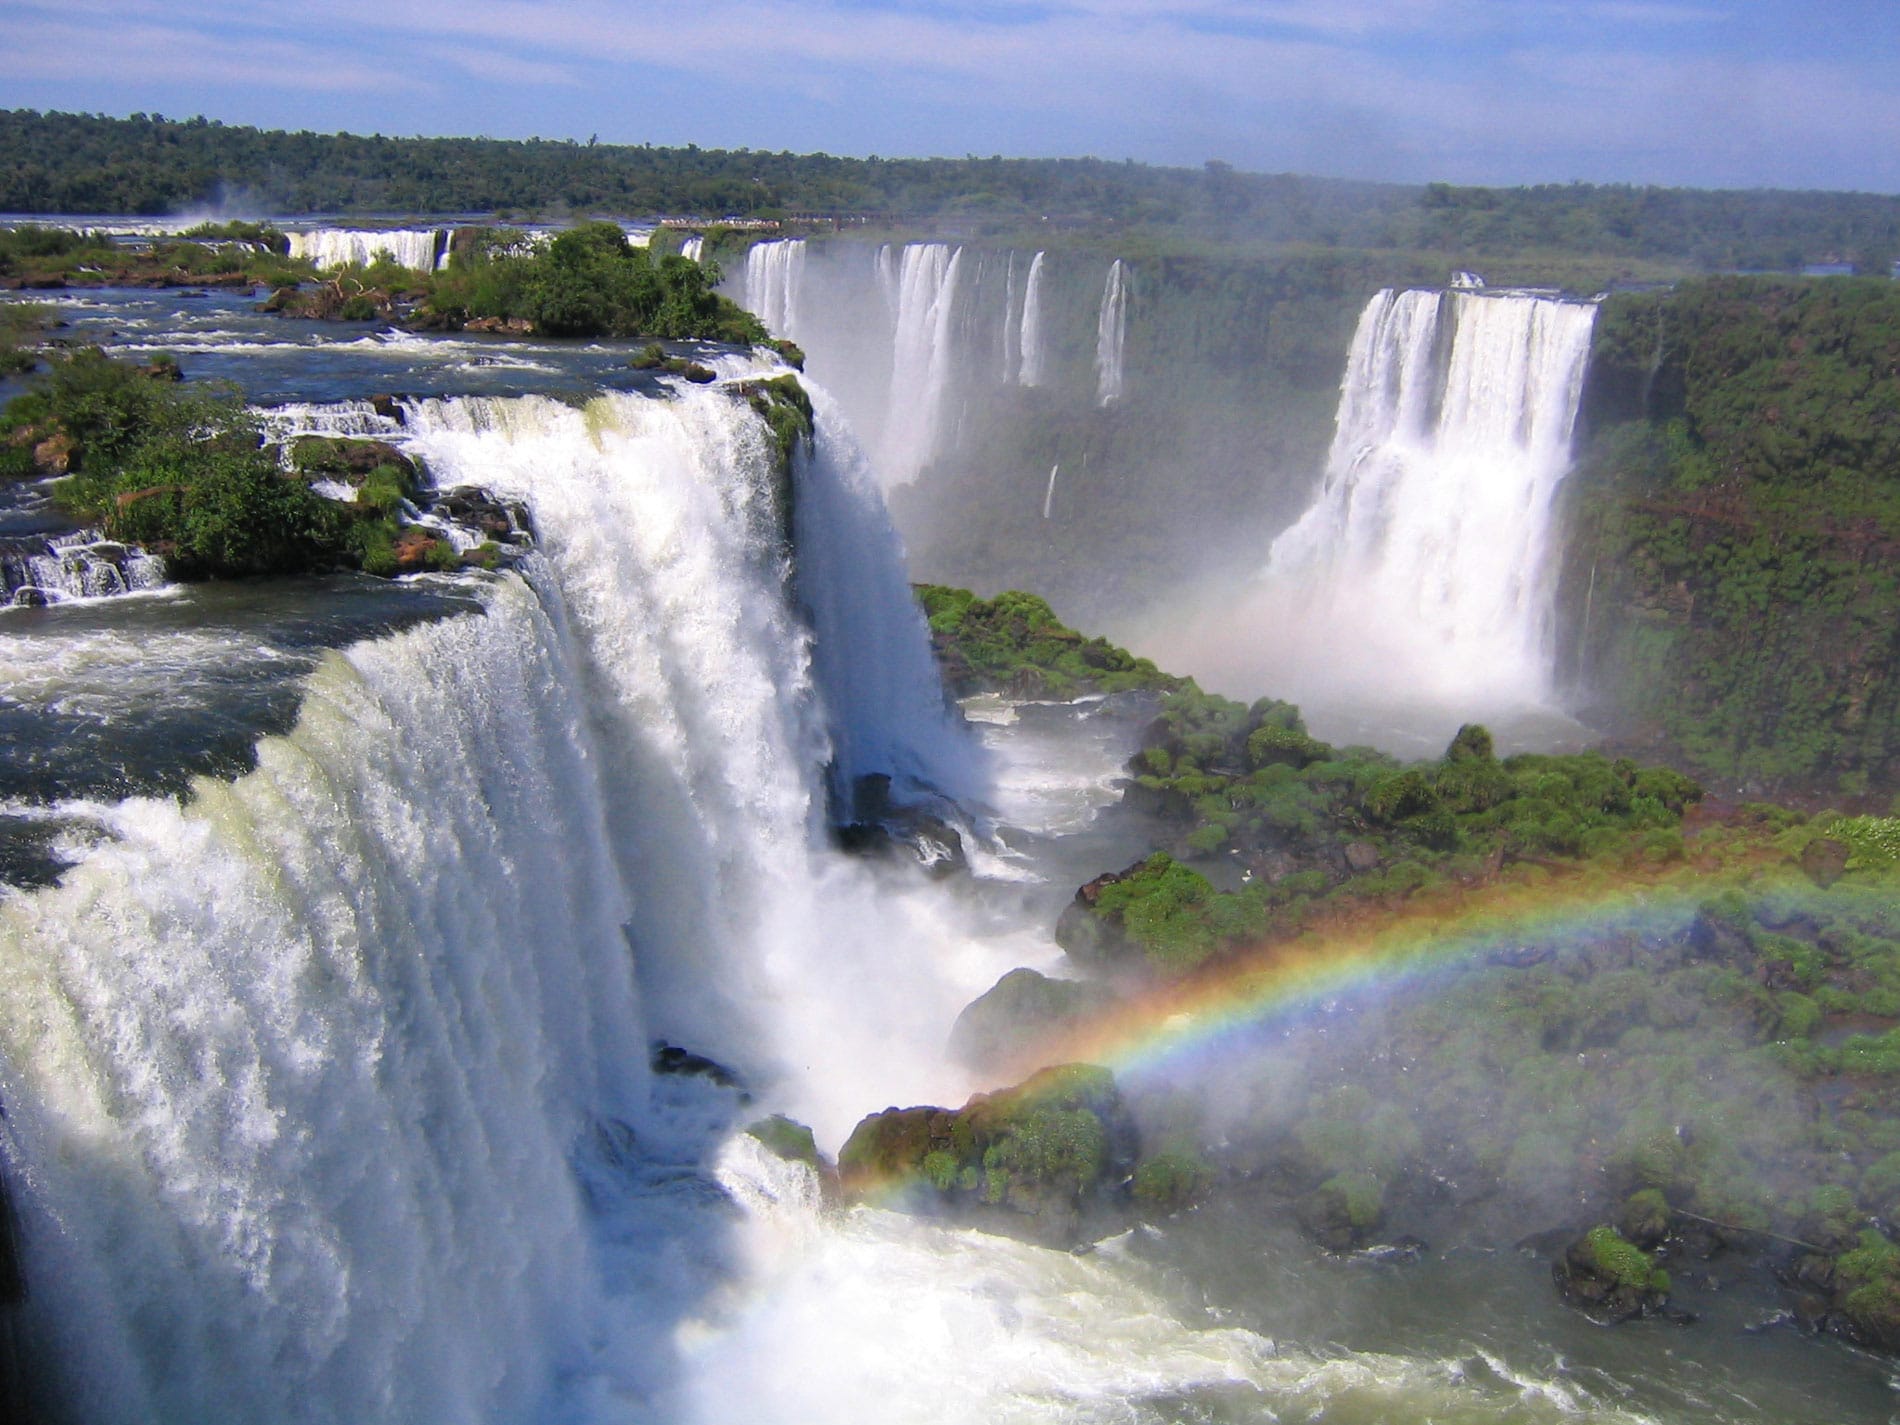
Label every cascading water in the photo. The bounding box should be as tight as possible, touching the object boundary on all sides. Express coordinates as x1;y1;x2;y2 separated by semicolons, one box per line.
876;243;963;488
743;240;807;339
286;228;445;272
0;372;1022;1422
1094;259;1127;407
680;236;705;263
1253;287;1598;711
1018;250;1047;388
2;531;167;605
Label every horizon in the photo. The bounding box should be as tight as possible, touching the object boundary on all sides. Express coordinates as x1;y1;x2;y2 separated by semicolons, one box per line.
4;1;1899;196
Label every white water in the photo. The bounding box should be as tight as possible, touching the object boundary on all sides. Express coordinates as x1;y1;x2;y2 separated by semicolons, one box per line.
877;243;964;488
1018;250;1047;388
680;237;705;264
1093;259;1127;407
1246;288;1597;712
2;531;168;606
1042;463;1060;520
287;228;445;272
743;240;807;339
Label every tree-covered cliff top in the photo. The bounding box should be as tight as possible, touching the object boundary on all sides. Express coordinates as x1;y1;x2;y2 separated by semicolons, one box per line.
6;109;1900;274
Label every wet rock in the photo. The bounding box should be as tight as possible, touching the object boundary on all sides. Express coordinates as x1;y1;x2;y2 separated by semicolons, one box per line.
1299;1171;1386;1252
1552;1226;1672;1323
650;1041;745;1090
949;968;1116;1076
433;485;532;543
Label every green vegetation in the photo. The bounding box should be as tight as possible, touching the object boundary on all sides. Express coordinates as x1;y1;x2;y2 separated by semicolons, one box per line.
423;222;766;342
1585;1225;1671;1293
915;584;1178;698
1563;276;1900;795
1;348;455;579
0;222;311;289
7;111;1899;277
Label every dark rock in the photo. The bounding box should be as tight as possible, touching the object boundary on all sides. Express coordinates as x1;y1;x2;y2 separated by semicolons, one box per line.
949;968;1116;1076
1343;841;1381;874
1551;1225;1672;1323
1800;837;1851;888
433;485;532;543
650;1041;744;1090
1299;1171;1386;1252
1617;1189;1672;1249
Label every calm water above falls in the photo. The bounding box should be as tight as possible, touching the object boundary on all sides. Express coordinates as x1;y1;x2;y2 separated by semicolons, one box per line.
0;286;1889;1423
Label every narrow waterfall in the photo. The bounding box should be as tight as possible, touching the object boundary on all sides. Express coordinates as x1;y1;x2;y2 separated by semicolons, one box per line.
743;239;808;338
876;243;964;488
286;228;445;272
0;378;1005;1422
681;236;705;263
1042;463;1060;520
1000;251;1019;384
1094;259;1127;406
1018;250;1047;388
1257;288;1598;709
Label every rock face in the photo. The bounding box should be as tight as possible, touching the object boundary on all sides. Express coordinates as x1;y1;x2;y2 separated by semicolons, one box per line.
838;1063;1139;1245
948;968;1115;1077
1552;1225;1673;1322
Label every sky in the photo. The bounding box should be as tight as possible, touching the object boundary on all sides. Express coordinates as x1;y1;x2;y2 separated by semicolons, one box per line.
4;0;1900;192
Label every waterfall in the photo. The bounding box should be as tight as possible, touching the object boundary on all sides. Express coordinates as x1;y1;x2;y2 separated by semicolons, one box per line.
743;240;807;338
286;228;445;272
1000;252;1019;384
681;236;705;263
1018;251;1047;388
0;376;1010;1421
1042;463;1059;520
2;531;167;606
1257;288;1598;709
1094;259;1127;406
876;244;964;489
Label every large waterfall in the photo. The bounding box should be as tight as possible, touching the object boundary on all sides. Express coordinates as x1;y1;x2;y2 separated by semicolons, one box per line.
743;240;807;339
1094;259;1127;406
286;228;445;272
877;243;964;488
0;376;1011;1422
1254;288;1598;711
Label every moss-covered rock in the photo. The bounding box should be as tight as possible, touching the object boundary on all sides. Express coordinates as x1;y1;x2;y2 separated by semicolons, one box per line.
1553;1225;1673;1322
948;968;1116;1077
837;1063;1138;1244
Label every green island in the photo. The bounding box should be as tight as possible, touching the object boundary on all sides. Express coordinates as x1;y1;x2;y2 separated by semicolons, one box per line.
837;582;1900;1351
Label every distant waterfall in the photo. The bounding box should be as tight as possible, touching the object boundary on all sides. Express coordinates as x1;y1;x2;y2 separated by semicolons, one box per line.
1018;250;1047;388
681;236;705;263
1042;463;1060;520
1259;289;1598;708
744;239;808;337
1094;259;1127;406
1001;252;1020;384
877;243;964;488
287;228;444;272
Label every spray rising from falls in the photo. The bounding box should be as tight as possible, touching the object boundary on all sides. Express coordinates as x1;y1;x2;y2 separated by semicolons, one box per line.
1249;288;1597;712
743;240;808;340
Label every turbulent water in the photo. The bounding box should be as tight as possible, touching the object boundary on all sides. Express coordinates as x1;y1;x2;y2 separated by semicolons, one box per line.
0;280;1892;1424
1238;288;1598;720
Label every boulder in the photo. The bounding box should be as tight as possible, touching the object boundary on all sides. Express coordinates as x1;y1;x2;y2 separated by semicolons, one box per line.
838;1063;1138;1245
948;968;1115;1076
1552;1225;1672;1323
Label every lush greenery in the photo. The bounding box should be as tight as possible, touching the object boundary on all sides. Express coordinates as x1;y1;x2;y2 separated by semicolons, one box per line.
915;584;1178;697
7;110;1900;276
0;222;310;289
0;349;453;578
1563;276;1900;795
422;223;765;342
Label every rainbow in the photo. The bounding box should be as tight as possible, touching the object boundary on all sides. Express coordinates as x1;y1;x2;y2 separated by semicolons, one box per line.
1007;855;1831;1089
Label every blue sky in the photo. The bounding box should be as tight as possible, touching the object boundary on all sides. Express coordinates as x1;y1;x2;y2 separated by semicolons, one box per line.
4;0;1899;191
